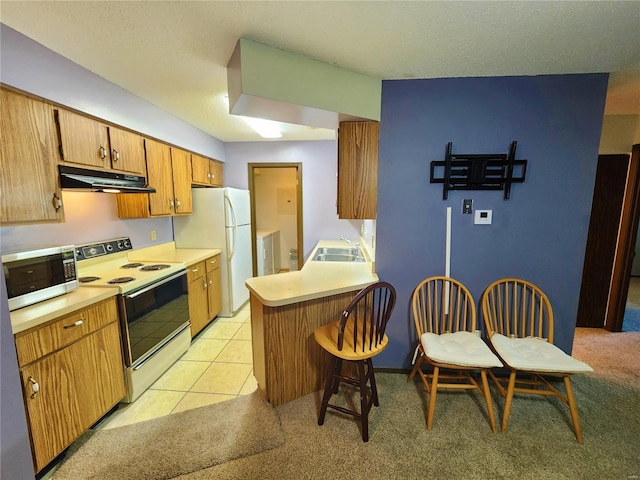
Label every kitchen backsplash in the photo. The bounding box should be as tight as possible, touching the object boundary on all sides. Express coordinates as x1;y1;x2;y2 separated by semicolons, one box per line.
0;191;173;254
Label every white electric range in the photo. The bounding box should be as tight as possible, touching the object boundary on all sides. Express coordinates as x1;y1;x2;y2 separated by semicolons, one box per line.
76;237;191;403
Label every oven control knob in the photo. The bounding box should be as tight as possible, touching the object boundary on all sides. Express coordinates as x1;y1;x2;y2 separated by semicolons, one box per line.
124;239;131;249
106;244;113;252
117;241;124;250
89;247;98;256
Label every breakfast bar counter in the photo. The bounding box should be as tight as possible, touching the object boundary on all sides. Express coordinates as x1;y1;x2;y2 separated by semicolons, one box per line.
245;240;378;406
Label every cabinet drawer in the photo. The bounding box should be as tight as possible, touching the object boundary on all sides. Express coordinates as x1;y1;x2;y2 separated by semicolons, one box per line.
205;255;220;273
14;298;118;367
187;261;206;282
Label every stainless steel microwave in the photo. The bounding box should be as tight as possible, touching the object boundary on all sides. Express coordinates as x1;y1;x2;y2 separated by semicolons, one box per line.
2;245;78;311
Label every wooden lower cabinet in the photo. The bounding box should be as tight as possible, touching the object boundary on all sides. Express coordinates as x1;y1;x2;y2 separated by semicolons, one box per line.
249;290;359;406
15;298;126;473
187;255;222;337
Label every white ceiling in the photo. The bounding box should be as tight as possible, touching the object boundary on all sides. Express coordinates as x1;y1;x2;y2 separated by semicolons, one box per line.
1;1;639;143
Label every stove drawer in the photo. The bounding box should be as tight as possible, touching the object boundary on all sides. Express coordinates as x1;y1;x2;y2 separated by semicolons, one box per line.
14;298;119;367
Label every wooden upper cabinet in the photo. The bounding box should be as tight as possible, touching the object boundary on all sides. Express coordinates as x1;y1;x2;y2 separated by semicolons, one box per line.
0;87;63;225
146;139;175;216
116;141;192;217
209;160;224;186
337;121;379;220
107;125;146;175
171;147;193;214
192;153;224;187
56;108;146;176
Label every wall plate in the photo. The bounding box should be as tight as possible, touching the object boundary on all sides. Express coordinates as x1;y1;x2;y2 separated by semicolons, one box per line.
474;210;492;225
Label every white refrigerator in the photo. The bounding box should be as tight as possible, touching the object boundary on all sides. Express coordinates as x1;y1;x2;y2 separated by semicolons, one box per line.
173;187;252;317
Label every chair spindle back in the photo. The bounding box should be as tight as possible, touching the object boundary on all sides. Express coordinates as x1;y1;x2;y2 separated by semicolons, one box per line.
412;276;476;336
482;278;554;341
338;281;396;353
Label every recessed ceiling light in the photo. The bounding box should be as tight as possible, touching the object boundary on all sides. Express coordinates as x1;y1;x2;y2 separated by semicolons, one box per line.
242;117;282;139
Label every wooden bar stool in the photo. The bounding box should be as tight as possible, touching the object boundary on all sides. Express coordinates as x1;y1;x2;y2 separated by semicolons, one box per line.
314;281;396;442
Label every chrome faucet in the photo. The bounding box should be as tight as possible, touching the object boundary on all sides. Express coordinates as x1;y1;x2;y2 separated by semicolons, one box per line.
340;236;355;248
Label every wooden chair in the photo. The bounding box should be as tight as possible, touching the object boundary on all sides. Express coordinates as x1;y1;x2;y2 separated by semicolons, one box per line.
314;281;396;442
481;278;593;443
408;276;503;432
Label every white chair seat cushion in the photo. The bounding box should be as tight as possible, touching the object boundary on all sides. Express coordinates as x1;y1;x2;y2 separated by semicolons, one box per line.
490;334;593;373
421;331;503;368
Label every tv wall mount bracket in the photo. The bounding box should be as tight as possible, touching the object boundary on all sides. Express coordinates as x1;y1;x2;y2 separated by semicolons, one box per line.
430;141;527;200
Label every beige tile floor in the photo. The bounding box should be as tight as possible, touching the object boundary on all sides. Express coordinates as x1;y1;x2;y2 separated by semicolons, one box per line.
98;303;257;430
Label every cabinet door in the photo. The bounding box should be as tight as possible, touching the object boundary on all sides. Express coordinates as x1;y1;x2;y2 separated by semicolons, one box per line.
171;148;193;214
209;160;224;186
146;139;175;215
191;153;211;185
188;276;209;337
0;88;62;224
56;108;110;170
207;268;222;319
206;256;222;318
21;322;125;472
337;121;379;219
108;126;146;175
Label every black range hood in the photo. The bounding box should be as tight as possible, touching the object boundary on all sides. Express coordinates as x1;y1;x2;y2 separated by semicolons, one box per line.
59;165;156;194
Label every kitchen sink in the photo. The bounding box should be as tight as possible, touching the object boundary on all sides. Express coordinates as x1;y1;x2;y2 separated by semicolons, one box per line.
312;247;366;262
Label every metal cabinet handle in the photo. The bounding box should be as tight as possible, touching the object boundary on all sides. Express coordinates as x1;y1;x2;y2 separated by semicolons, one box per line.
209;280;213;286
191;267;199;273
169;199;174;209
28;376;39;398
203;280;208;289
99;145;107;160
175;199;181;208
112;149;120;162
63;319;84;329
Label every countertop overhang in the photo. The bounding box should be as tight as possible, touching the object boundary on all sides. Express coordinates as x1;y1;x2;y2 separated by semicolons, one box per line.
245;240;378;307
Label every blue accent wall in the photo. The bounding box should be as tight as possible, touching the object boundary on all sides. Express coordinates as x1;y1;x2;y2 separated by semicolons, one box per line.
375;74;608;368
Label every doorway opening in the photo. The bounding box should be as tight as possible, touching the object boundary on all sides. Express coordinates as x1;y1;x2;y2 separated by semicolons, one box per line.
248;163;303;276
577;144;640;331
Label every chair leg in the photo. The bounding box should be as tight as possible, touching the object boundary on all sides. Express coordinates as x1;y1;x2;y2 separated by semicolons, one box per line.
318;355;340;426
563;375;584;444
480;369;498;433
407;354;424;382
332;359;343;393
426;366;439;430
358;360;370;442
367;358;380;407
501;370;517;433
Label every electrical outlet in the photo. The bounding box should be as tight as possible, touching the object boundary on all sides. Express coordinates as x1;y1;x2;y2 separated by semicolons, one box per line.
462;199;473;214
150;229;157;241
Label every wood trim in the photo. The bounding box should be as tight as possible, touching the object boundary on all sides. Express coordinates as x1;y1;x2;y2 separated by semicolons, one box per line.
247;163;303;275
607;144;640;331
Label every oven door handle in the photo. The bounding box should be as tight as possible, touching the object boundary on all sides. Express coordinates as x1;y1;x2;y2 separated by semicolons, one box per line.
124;270;186;299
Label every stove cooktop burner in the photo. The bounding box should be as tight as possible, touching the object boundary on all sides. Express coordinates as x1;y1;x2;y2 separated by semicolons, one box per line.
107;277;135;284
140;264;171;271
121;263;144;269
79;276;101;283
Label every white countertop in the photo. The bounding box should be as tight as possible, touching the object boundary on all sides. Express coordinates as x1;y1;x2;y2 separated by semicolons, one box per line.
245;240;378;307
10;287;119;334
128;242;221;266
10;242;221;334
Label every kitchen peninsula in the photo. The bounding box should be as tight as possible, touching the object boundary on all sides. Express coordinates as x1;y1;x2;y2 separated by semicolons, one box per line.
245;240;378;406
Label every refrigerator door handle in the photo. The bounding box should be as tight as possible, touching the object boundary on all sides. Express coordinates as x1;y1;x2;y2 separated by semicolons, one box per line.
225;192;238;261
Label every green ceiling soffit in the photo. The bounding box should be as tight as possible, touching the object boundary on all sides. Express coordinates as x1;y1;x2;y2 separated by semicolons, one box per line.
227;37;381;129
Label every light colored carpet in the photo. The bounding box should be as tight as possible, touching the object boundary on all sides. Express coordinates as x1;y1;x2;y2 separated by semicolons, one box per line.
52;330;640;480
51;390;284;480
175;330;640;480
